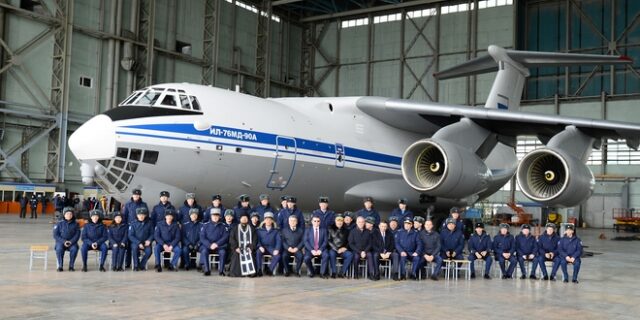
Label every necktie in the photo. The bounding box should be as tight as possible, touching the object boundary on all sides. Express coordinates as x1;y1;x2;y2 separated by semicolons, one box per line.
314;228;319;250
382;232;386;252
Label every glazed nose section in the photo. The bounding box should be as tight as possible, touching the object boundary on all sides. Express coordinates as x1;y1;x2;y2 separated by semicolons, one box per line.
69;114;117;161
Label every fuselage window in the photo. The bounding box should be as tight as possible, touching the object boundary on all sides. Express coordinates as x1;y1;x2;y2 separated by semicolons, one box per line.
137;91;162;105
161;94;178;107
190;96;201;110
179;95;190;110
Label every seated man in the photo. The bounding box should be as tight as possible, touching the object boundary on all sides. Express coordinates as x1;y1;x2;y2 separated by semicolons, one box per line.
388;216;400;234
53;207;81;272
128;207;154;271
199;208;229;276
80;209;108;272
349;216;373;279
558;224;583;283
535;223;561;281
303;216;329;278
440;218;464;261
256;212;281;276
369;220;394;281
181;208;202;270
515;224;538;279
468;222;493;279
493;223;517;279
419;219;443;281
108;211;128;271
280;215;304;277
413;216;425;232
327;214;353;278
154;209;182;272
393;217;422;280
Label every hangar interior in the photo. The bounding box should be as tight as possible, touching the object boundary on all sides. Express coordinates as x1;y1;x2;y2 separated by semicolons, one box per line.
0;0;639;228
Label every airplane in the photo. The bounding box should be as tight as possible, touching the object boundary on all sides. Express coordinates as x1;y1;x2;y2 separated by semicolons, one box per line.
69;45;640;215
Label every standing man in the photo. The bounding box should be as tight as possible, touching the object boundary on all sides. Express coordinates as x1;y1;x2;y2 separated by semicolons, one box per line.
179;193;202;224
151;191;175;228
493;223;517;279
467;222;492;279
327;214;353;278
278;196;305;231
19;193;28;219
355;197;380;227
181;208;202;270
154;210;182;272
441;207;465;233
199;208;229;276
535;223;561;281
312;196;336;230
128;207;154;271
303;216;329;278
122;189;148;225
348;216;372;279
515;224;538;279
256;212;281;276
280;215;305;277
30;194;39;219
389;198;414;222
203;194;226;223
53;207;80;271
393;217;422;280
254;194;273;221
419;219;443;281
558;224;583;283
233;194;253;224
80;210;108;272
370;220;395;281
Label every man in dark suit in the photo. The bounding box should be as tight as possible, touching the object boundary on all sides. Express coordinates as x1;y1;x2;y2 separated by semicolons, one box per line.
369;220;395;281
303;216;329;278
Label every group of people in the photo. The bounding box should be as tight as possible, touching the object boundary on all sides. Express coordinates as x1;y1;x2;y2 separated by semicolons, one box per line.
52;189;584;283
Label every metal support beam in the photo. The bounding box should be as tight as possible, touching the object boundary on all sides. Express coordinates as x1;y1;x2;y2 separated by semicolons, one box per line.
201;0;220;86
255;0;272;97
135;0;155;89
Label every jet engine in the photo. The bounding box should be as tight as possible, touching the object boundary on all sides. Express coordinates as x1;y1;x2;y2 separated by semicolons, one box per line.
401;139;491;198
516;148;594;207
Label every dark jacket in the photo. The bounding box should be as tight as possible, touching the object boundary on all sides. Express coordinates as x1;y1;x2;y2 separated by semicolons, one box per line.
537;232;560;256
154;221;181;247
348;227;371;253
395;229;422;255
203;204;226;223
128;216;154;246
151;201;176;228
389;208;414;222
254;204;274;221
493;233;516;255
440;228;464;256
419;229;441;256
108;222;128;246
312;209;336;230
53;215;80;245
327;225;350;252
277;207;305;231
257;227;281;251
468;231;492;254
515;233;538;256
355;208;380;226
81;219;108;245
280;226;304;251
181;221;202;250
233;204;253;224
304;227;328;252
200;221;229;249
558;235;583;259
123;198;148;225
371;229;395;254
179;201;203;223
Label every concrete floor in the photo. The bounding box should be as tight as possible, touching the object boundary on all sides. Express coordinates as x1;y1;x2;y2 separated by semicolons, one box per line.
0;214;638;320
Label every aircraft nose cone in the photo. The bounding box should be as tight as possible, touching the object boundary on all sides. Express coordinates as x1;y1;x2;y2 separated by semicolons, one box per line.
69;114;116;160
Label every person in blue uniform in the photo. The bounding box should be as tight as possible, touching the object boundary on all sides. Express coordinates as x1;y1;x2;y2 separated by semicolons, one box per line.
233;194;252;224
179;193;202;224
515;224;538;279
277;196;305;231
440;218;464;261
413;216;425;232
30;194;39;219
389;198;414;222
19;193;27;219
327;214;352;278
128;207;153;271
535;223;561;281
80;209;108;272
53;207;80;271
203;194;226;223
388;216;400;234
256;211;281;277
303;215;329;278
181;208;202;270
349;216;372;279
199;208;229;276
151;191;175;229
312;196;336;230
441;207;465;233
355;197;380;227
370;220;395;281
493;223;517;279
223;209;237;232
419;219;443;281
154;209;182;272
108;211;128;271
250;211;261;229
393;217;422;280
280;214;304;277
343;211;355;231
467;222;492;279
558;224;583;283
254;194;273;221
122;189;147;269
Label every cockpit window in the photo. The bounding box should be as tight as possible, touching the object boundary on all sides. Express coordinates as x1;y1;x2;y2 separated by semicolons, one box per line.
161;94;178;106
117;87;202;113
137;91;162;105
190;96;200;110
179;95;190;109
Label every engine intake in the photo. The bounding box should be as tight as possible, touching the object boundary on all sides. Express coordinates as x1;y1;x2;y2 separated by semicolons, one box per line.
517;148;594;207
401;139;491;198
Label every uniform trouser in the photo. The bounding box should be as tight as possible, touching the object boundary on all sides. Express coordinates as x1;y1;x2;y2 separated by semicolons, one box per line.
392;253;421;276
304;250;329;275
30;207;37;218
20;207;27;218
199;247;227;273
560;257;581;281
110;244;126;269
517;255;537;276
419;254;443;277
328;250;353;275
256;247;281;272
154;244;182;268
81;242;108;268
468;254;493;276
497;254;517;276
440;250;462;260
55;243;78;268
281;251;303;274
131;245;152;269
125;244;132;268
181;246;200;268
535;255;560;277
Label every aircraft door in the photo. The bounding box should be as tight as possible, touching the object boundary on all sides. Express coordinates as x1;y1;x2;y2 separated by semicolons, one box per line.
335;143;345;168
267;136;297;190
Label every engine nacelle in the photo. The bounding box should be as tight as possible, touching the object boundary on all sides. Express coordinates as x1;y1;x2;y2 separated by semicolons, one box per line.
516;148;594;207
401;139;491;198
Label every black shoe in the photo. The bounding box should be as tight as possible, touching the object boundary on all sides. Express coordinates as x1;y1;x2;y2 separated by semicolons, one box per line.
572;279;579;284
219;271;226;277
502;275;507;279
185;266;190;271
409;274;416;280
112;267;117;272
284;271;290;277
550;277;556;282
118;267;124;272
134;267;139;272
57;267;63;272
204;271;211;276
393;274;400;281
374;274;380;281
337;272;344;279
296;272;301;278
484;274;491;280
139;267;146;271
563;279;569;283
257;270;263;277
156;266;162;273
529;275;537;280
68;267;75;272
171;266;178;272
322;274;329;279
470;273;476;279
331;274;336;279
82;266;88;272
430;275;439;281
99;266;106;272
506;275;512;279
520;275;527;279
543;275;549;280
400;276;406;281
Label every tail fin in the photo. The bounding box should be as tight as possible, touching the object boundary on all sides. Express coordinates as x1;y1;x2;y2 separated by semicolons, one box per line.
434;45;632;111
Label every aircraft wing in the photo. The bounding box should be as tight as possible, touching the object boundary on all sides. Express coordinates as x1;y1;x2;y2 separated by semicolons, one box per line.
355;96;640;149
